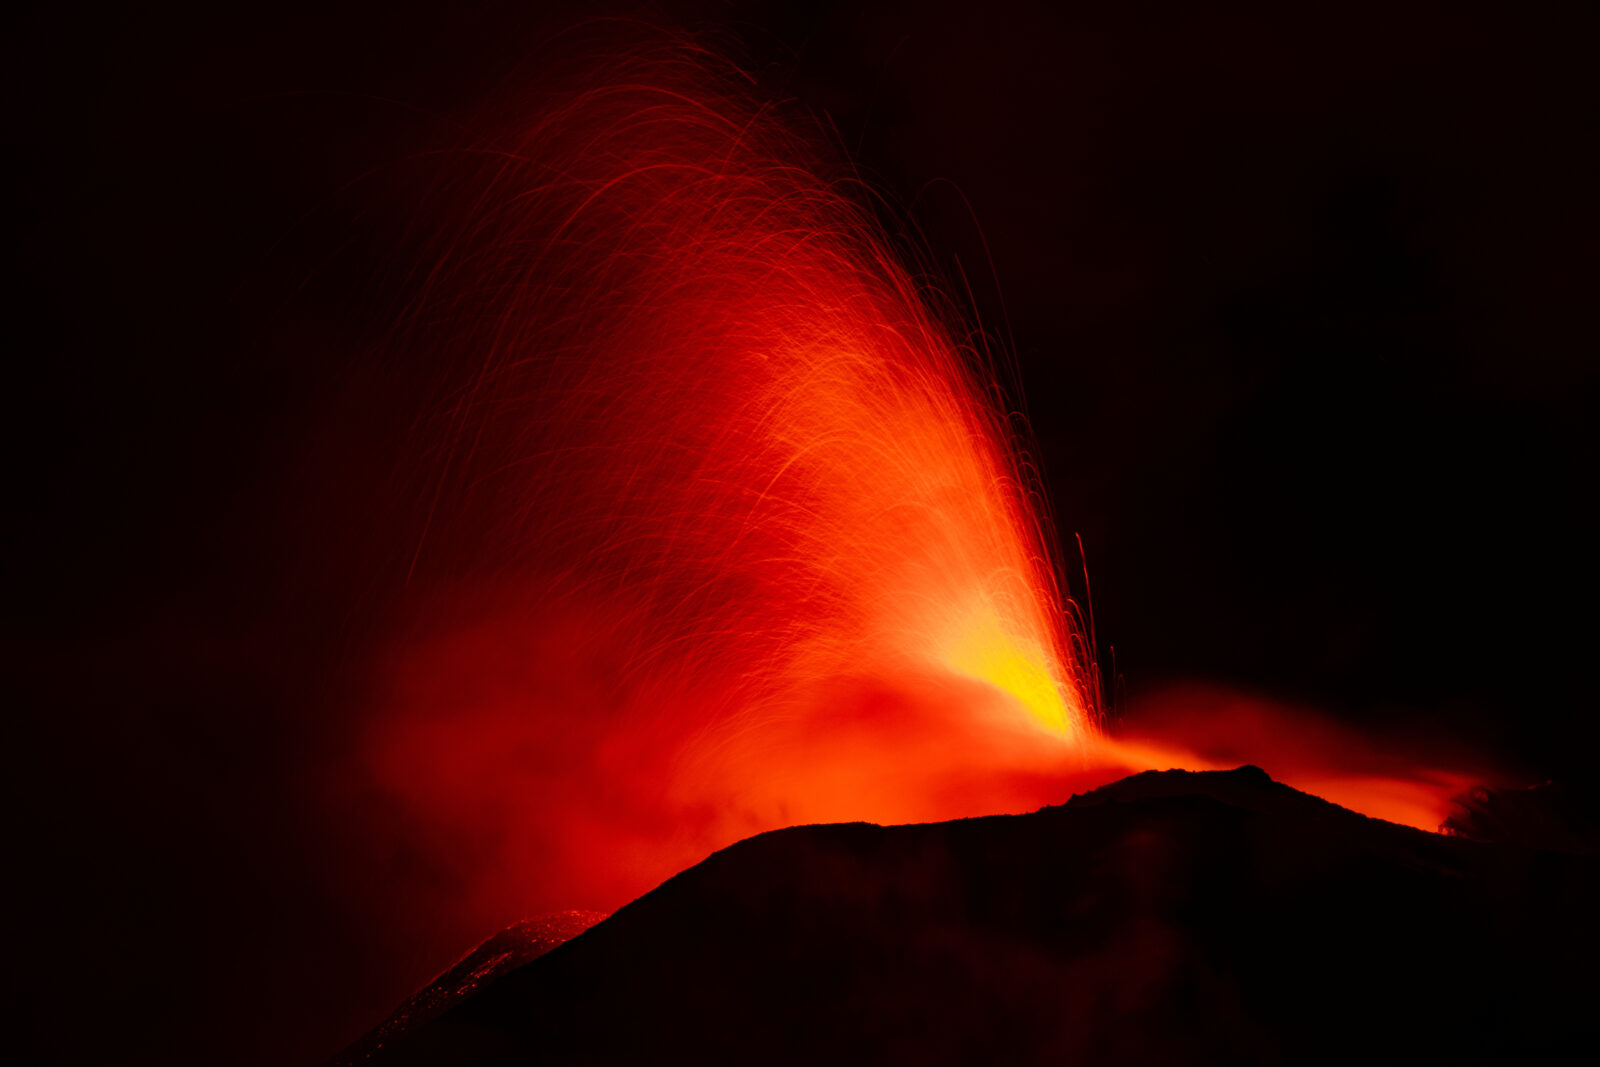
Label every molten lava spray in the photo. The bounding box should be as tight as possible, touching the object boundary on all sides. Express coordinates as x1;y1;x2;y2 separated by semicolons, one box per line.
364;36;1096;917
359;33;1477;927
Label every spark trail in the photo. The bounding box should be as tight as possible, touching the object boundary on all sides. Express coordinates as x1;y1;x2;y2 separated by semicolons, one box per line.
365;36;1096;914
360;33;1478;925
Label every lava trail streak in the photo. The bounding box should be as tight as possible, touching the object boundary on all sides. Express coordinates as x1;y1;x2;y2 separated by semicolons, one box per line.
362;35;1097;918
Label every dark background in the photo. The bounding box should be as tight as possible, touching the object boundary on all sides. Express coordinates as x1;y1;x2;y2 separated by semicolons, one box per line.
8;1;1595;1064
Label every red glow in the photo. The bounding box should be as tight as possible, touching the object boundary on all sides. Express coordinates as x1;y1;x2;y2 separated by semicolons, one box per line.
355;39;1484;928
360;41;1091;919
1100;684;1484;830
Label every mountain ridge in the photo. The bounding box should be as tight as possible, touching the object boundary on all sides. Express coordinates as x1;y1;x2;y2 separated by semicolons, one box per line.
341;766;1598;1064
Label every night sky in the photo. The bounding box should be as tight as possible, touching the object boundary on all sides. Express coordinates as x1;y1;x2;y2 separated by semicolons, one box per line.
9;2;1596;1064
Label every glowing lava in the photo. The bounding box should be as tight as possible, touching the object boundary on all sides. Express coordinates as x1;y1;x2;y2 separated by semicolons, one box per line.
360;36;1094;914
357;33;1482;928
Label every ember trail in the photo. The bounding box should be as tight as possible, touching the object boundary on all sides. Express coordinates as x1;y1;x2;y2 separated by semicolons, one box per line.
369;38;1097;914
368;36;1470;919
474;50;1098;740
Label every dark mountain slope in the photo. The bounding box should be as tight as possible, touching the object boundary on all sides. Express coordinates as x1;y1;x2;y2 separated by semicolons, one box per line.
358;767;1598;1064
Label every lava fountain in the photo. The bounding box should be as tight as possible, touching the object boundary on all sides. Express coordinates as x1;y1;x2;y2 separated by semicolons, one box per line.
358;32;1478;923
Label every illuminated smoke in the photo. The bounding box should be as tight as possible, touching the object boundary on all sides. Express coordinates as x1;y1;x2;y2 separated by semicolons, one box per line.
362;36;1093;917
356;33;1481;924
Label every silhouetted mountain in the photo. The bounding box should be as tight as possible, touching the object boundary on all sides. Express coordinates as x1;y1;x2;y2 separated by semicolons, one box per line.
349;767;1598;1064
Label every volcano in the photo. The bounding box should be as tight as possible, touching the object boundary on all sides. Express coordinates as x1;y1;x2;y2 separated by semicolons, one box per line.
336;767;1596;1064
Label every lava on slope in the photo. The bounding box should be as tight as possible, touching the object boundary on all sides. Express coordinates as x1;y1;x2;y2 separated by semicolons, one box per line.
330;910;607;1067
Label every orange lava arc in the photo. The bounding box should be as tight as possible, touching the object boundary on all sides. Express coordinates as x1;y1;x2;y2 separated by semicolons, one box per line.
359;37;1480;928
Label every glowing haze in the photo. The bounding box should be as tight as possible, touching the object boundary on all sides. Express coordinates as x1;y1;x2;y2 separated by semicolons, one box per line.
357;34;1478;928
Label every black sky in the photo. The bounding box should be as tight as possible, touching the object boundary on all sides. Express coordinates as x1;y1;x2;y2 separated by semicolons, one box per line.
8;1;1596;1064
